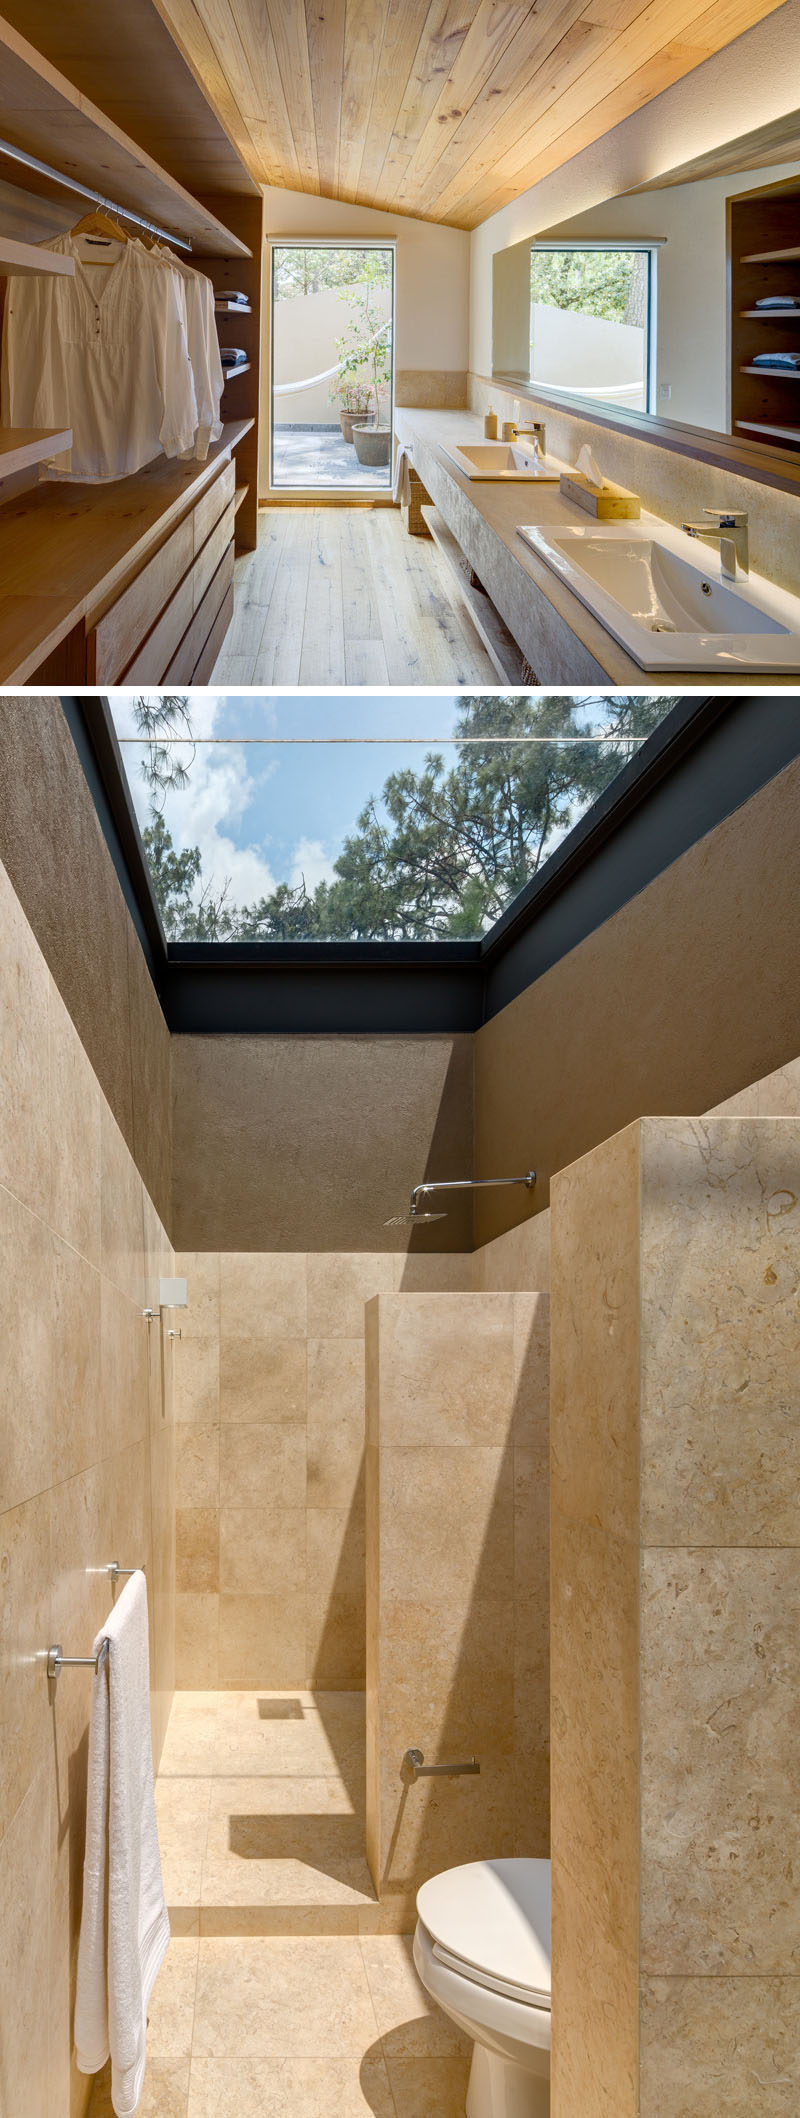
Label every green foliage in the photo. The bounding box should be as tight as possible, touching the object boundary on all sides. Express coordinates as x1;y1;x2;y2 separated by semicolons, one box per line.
143;697;673;943
330;253;392;421
133;694;194;808
531;248;647;328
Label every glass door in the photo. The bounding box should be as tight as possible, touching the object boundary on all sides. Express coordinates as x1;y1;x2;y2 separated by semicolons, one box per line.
270;242;395;492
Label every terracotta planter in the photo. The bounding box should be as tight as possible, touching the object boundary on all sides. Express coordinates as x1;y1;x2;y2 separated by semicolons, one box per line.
352;424;391;468
339;409;370;444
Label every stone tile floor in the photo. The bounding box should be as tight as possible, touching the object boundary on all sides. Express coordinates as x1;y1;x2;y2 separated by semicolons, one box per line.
155;1691;377;1933
272;425;390;489
87;1691;471;2116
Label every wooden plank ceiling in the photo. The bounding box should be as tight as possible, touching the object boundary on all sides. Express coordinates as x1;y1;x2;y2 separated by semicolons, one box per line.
146;0;789;227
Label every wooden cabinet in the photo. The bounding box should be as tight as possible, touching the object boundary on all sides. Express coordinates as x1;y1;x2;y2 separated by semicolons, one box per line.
88;460;236;683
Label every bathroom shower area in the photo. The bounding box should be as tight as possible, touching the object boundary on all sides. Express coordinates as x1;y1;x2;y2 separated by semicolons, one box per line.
2;697;800;2118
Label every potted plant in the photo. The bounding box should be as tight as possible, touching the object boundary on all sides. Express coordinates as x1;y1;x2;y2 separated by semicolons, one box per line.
332;379;373;444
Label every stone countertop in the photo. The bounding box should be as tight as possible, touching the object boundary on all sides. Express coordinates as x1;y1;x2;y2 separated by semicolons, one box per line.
393;406;784;687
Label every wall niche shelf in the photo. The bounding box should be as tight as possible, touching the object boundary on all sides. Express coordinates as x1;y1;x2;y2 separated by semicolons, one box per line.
737;419;800;442
0;235;74;277
740;307;800;318
741;364;800;380
741;245;800;263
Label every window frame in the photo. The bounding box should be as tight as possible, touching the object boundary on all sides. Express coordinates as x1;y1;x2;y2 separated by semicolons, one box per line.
528;239;661;417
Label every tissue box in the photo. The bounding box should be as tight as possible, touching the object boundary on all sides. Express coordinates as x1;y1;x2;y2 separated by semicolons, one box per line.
559;470;640;519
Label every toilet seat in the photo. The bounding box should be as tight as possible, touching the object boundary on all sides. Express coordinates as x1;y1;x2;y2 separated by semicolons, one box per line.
416;1858;551;2011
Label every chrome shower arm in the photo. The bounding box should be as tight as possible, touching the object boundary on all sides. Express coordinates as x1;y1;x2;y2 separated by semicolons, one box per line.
410;1172;535;1213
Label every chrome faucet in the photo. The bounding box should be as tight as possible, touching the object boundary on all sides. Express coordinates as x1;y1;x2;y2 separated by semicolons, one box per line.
508;418;546;459
681;507;749;581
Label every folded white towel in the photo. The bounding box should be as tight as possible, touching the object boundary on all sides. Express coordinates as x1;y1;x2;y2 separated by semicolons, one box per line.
74;1572;170;2117
392;440;413;505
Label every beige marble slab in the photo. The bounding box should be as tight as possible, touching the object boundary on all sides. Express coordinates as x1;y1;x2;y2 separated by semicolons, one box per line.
191;1935;380;2056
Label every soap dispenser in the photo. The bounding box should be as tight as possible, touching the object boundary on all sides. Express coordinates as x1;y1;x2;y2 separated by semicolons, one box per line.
484;405;498;439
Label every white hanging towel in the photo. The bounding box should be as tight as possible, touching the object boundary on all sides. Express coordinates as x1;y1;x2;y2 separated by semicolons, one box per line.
392;439;413;504
74;1571;170;2117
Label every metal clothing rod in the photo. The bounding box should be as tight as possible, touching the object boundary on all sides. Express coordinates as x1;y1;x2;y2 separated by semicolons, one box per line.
0;135;193;251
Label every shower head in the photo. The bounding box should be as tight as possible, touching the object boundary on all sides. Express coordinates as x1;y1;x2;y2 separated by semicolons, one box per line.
383;1206;449;1227
384;1171;535;1230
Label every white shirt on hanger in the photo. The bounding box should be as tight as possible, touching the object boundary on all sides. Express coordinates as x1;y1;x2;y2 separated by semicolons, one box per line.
1;231;198;481
155;245;225;461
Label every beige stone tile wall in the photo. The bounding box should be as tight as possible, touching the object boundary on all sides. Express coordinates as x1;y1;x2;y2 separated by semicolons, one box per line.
365;1289;550;1930
174;1251;472;1691
0;854;176;2118
550;1114;800;2118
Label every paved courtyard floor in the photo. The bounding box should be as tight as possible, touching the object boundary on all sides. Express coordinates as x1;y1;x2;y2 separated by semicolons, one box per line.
273;424;390;490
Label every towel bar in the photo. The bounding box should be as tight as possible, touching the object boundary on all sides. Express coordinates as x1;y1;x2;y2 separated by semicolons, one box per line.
402;1747;480;1781
47;1638;110;1682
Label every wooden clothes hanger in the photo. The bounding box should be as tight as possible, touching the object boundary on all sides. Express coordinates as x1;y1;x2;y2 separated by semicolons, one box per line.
70;208;129;258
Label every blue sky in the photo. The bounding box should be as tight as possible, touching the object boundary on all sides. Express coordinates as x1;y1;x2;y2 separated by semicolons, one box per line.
110;693;641;909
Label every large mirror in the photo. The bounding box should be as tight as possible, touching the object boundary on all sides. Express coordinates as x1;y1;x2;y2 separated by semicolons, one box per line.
492;111;800;464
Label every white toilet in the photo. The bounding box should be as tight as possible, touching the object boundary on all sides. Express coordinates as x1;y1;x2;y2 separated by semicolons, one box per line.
413;1857;551;2118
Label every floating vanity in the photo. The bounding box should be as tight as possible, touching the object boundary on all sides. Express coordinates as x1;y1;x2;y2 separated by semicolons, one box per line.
395;407;800;681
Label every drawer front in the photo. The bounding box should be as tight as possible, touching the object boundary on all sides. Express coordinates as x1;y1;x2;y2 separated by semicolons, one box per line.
194;497;236;607
88;512;194;685
163;541;234;684
193;457;235;554
193;582;234;682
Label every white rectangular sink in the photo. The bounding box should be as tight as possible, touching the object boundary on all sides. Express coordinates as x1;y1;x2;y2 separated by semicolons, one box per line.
517;521;800;671
441;439;562;482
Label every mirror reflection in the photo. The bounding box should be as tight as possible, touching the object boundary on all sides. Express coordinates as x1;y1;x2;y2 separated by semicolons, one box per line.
492;117;800;457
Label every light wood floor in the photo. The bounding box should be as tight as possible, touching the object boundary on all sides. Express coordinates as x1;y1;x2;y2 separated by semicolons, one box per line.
213;504;497;686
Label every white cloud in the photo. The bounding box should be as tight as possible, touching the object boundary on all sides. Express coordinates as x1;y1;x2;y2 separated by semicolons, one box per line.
113;695;278;907
289;836;338;893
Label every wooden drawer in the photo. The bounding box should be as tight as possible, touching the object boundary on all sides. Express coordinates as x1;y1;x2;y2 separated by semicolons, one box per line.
87;511;194;684
87;458;235;685
193;581;234;682
163;541;234;682
118;495;235;683
193;457;235;552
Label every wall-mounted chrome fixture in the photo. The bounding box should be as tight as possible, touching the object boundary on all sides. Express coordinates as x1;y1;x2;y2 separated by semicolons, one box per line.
46;1564;143;1679
385;1172;535;1227
402;1747;481;1781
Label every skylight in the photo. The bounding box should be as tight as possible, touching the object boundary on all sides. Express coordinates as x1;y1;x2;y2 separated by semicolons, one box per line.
108;694;678;943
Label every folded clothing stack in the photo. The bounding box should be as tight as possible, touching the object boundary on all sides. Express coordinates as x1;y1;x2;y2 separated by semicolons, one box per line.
220;347;248;370
215;290;249;310
750;349;800;372
754;295;800;311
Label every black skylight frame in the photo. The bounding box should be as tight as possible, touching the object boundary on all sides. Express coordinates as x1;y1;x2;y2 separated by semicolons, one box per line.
62;695;800;1035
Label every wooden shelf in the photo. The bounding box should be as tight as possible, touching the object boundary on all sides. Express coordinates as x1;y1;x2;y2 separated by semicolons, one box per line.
215;301;252;315
224;419;255;452
741;364;800;379
0;425;72;476
740;246;800;263
740;307;800;318
222;364;251;384
0;14;251;259
233;483;249;514
0;235;74;278
737;420;800;442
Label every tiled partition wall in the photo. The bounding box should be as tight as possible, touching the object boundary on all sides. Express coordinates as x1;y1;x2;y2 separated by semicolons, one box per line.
365;1291;550;1931
0;855;176;2118
550;1115;800;2118
174;1251;472;1689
